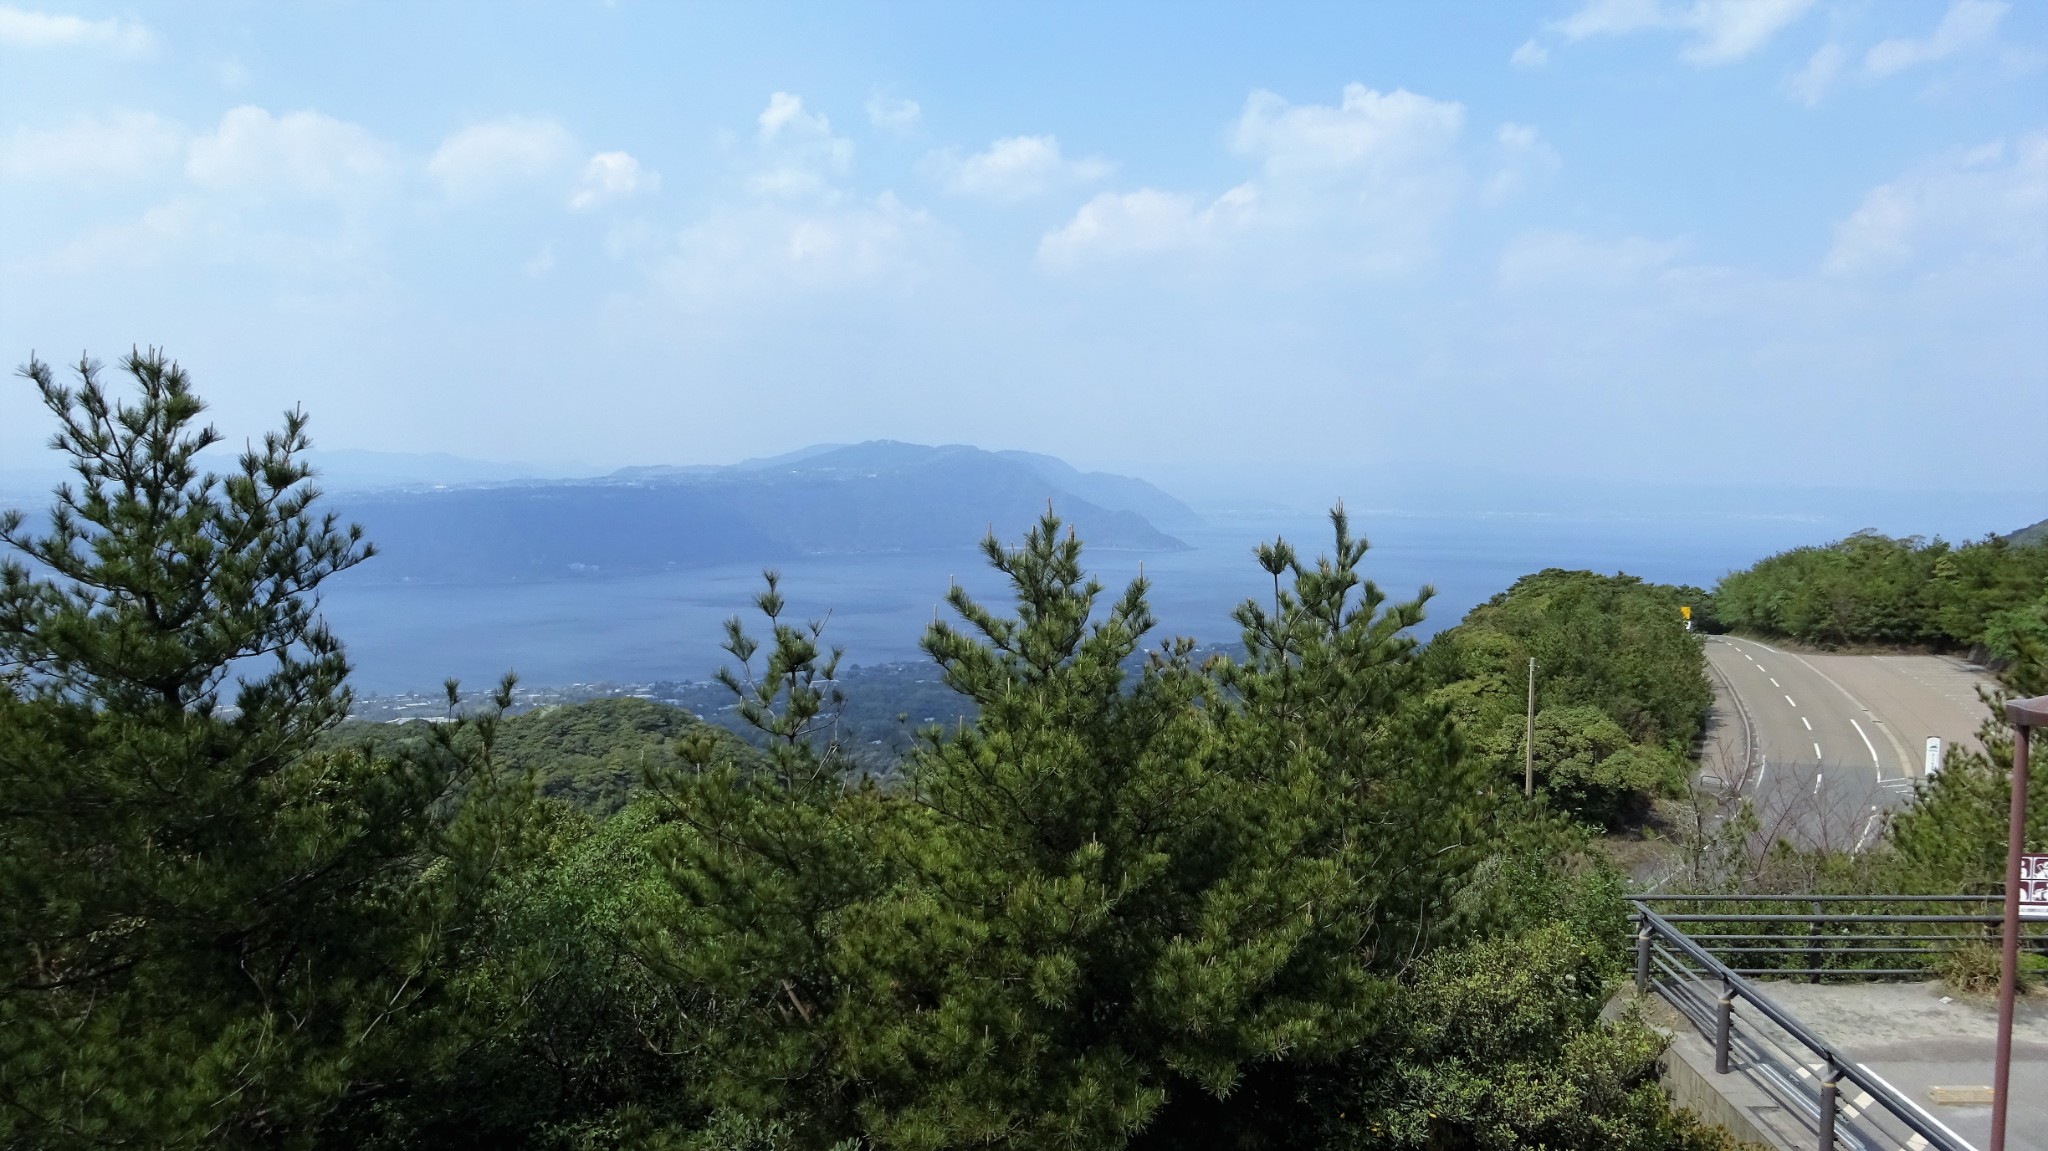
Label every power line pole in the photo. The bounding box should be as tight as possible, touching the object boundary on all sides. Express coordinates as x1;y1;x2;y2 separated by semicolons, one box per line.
1525;657;1535;800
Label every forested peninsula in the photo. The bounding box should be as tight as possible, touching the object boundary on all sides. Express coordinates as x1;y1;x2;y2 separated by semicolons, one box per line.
6;351;2043;1149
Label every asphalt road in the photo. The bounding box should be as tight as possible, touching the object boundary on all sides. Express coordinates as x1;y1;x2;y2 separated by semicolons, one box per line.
1701;635;1999;851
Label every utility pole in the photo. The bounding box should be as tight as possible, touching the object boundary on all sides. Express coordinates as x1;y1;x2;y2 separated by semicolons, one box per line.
1993;693;2047;1151
1525;657;1536;800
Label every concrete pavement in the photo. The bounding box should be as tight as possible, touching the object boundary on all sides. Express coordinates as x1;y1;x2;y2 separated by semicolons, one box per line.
1758;980;2048;1151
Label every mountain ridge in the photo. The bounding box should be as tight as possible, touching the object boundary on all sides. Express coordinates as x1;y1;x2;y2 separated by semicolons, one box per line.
334;441;1193;584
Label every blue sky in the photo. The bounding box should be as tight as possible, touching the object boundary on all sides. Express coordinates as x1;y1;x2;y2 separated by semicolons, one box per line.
2;0;2043;504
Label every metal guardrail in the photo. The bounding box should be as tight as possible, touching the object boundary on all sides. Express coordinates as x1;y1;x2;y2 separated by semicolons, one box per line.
1639;895;2048;979
1631;900;1979;1151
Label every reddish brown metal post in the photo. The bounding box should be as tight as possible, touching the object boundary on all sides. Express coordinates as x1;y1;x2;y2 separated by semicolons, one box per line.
1993;694;2048;1151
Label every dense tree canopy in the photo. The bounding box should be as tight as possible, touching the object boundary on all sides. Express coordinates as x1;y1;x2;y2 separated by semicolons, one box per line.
1715;531;2048;663
1417;569;1710;826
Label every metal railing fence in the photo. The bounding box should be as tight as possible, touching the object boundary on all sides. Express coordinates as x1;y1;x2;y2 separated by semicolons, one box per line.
1638;894;2048;980
1631;900;1981;1151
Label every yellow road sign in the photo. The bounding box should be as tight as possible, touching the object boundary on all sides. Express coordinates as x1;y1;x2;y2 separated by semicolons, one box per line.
1681;605;1692;620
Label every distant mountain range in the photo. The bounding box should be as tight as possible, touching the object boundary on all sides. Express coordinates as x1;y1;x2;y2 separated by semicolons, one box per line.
332;441;1198;583
2007;518;2048;547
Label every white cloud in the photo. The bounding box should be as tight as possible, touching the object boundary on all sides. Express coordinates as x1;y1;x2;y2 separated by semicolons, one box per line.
36;188;391;281
186;106;394;202
569;150;658;211
41;198;198;274
1511;39;1550;68
1040;84;1466;276
1484;122;1561;203
429;117;578;201
933;135;1110;202
1497;230;1683;292
1553;0;1816;66
1230;84;1463;189
630;93;939;301
0;5;151;55
1223;83;1466;261
1555;0;1664;39
1039;189;1216;267
759;91;830;143
1787;42;1846;105
660;192;941;299
751;92;853;200
1681;0;1816;65
1864;0;2005;78
3;110;184;184
866;93;922;133
1825;132;2046;276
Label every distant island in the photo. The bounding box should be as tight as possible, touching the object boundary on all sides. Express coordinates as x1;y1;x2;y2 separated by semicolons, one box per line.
333;441;1197;583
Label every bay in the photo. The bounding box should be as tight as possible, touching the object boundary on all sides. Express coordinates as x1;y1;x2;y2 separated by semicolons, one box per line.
320;508;1838;694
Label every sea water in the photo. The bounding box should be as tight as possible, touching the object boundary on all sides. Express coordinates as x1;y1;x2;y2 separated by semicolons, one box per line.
320;508;1841;694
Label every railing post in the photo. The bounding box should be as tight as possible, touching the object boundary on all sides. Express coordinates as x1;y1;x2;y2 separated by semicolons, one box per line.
1715;978;1734;1074
1818;1062;1840;1150
1636;923;1652;994
1808;898;1824;983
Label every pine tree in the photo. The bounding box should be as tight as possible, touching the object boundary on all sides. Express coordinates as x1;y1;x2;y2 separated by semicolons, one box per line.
0;351;474;1147
631;572;888;1142
814;508;1484;1148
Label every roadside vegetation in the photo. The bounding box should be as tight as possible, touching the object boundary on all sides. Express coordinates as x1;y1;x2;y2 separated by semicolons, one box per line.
1714;530;2048;677
0;351;1754;1149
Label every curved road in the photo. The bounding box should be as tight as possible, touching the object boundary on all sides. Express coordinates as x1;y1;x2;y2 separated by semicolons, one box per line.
1701;635;1998;851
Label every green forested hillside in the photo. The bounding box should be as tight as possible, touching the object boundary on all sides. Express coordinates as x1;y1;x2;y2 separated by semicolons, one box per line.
2007;517;2048;547
1714;531;2048;684
1420;569;1711;826
1;354;1746;1150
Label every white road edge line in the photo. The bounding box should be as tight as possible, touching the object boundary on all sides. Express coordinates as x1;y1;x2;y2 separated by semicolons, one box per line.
1780;647;1914;778
1855;1063;1977;1151
1857;811;1882;851
1702;648;1761;796
1850;719;1882;778
1757;755;1768;791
